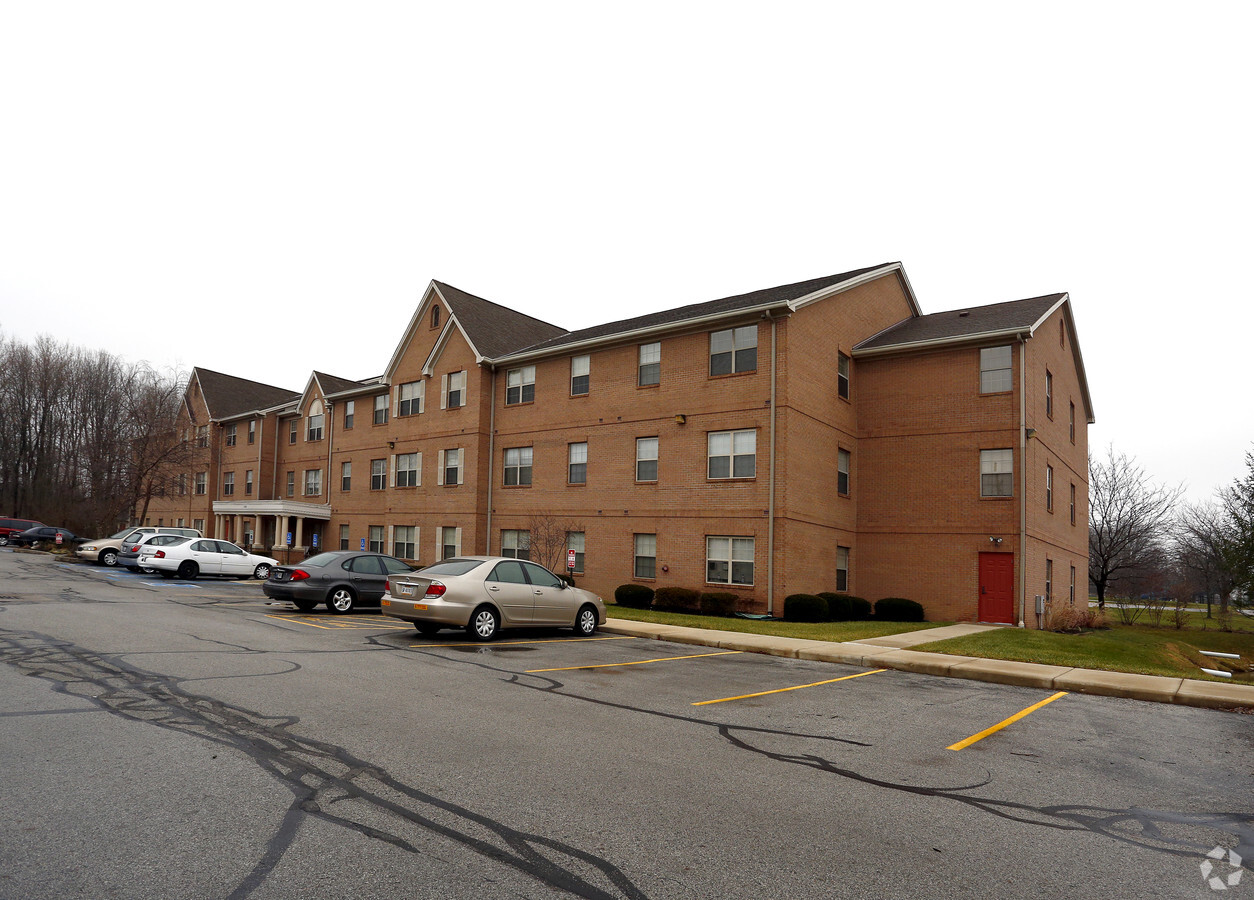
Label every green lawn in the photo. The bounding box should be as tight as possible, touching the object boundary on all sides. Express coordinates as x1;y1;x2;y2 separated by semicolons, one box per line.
605;603;946;643
912;620;1254;682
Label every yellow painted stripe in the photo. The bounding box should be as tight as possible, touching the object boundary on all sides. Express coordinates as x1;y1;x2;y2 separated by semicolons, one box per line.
411;635;634;649
947;691;1069;751
692;668;887;706
525;650;741;673
264;614;339;630
264;614;411;631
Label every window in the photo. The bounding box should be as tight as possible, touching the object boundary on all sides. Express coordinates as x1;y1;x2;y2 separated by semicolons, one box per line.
439;526;461;560
304;469;322;496
395;453;420;487
979;346;1012;393
369;525;385;554
286;471;295;497
837;353;851;400
708;429;756;479
837;449;851;496
394;526;416;560
706;536;754;585
431;305;440;328
836;546;850;592
197;425;208;448
223;472;235;496
566;532;585;574
634;534;657;579
1046;464;1054;511
193;518;205;534
501;529;530;560
344;399;355;429
178;473;186;496
195;472;207;495
636;437;658;482
373;394;388;425
1045;370;1053;419
568;442;587;484
638;342;660;386
341;461;351;492
289;419;298;444
570;355;589;396
1069;566;1076;605
1069;402;1075;444
307;414;324;441
980;449;1013;497
1045;558;1053;604
439;448;463;486
1060;319;1065;347
506;366;535;405
397;381;424;417
225;424;237;447
245;470;253;496
339;524;350;551
709;325;757;375
370;459;386;490
1070;483;1076;525
504;447;533;486
443;371;466;409
247;420;256;444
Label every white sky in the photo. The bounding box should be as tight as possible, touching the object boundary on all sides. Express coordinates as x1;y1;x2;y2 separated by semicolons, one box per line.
2;2;1250;502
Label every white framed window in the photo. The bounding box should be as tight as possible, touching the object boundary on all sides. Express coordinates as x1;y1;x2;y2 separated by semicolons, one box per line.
289;419;298;444
195;472;207;495
1070;483;1077;525
979;346;1012;393
636;437;658;482
286;471;295;497
368;525;385;553
634;534;657;579
341;461;351;492
1069;402;1076;444
394;452;420;488
838;448;851;496
1046;464;1054;511
339;524;350;551
304;469;322;496
307;414;324;441
247;420;256;444
506;366;535;405
1045;370;1054;418
504;447;532;486
197;425;208;448
222;471;235;496
397;381;424;417
245;469;253;496
370;459;386;490
193;518;205;533
373;394;388;425
836;545;850;592
225;424;237;447
710;325;757;375
638;342;660;386
570;355;590;395
1045;558;1053;603
708;429;756;479
980;449;1014;497
438;526;462;560
1069;566;1076;605
178;473;186;496
501;529;530;560
566;532;585;574
438;448;464;486
343;400;354;429
568;442;587;484
394;526;417;560
706;536;754;585
837;353;851;400
442;371;466;409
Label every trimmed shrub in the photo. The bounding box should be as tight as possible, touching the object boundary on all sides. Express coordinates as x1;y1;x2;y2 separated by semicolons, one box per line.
700;591;739;617
845;596;872;620
1047;605;1111;633
614;583;654;609
654;587;700;612
874;597;925;622
784;593;828;622
818;592;853;621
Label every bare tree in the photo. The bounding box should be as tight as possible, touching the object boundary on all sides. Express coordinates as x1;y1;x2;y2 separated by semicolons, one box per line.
1173;500;1238;618
1088;446;1183;608
1219;448;1254;614
527;513;584;578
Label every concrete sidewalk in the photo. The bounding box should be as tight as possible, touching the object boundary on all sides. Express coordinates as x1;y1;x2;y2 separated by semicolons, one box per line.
600;619;1254;712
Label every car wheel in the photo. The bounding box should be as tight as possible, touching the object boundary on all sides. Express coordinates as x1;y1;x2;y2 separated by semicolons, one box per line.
140;566;156;575
467;605;500;641
294;599;317;612
0;536;8;546
253;563;272;580
574;604;598;637
100;549;119;567
327;587;356;614
177;561;198;580
415;623;441;637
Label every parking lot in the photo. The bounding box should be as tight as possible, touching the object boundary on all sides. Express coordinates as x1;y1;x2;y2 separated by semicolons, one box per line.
2;550;1250;899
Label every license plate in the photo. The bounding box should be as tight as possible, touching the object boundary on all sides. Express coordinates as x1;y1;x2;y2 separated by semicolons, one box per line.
399;584;415;597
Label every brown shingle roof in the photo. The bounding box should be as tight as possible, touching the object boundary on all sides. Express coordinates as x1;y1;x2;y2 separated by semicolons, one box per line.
855;293;1067;353
193;368;298;419
433;281;566;359
312;371;369;395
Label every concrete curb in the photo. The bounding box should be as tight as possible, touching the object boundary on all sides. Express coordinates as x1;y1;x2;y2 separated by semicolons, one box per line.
601;619;1254;711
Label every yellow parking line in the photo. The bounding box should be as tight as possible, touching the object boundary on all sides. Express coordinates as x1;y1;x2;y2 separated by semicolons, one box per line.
411;636;634;648
692;668;887;706
263;614;411;631
947;691;1069;751
526;650;741;673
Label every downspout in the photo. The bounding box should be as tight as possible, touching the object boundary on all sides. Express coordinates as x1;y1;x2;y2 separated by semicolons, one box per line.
213;423;222;538
768;315;778;616
325;400;335;550
485;367;496;555
1017;336;1028;627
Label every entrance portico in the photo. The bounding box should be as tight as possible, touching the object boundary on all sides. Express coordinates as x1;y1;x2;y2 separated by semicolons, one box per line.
212;499;332;553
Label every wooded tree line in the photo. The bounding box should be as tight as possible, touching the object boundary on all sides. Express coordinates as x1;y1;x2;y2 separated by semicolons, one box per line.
0;333;190;537
1089;445;1254;615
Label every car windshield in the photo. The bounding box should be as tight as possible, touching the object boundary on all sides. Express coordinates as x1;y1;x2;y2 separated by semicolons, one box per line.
418;559;485;577
300;552;344;568
124;531;147;542
107;529;134;540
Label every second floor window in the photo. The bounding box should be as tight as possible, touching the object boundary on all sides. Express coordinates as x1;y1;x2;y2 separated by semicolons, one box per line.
439;448;462;485
395;453;419;487
1045;370;1053;418
223;472;235;496
247;420;256;444
570;355;590;395
195;472;207;495
708;429;756;479
838;353;851;400
636;437;658;482
370;459;386;490
304;469;322;496
245;470;253;495
307;414;324;441
373;394;388;425
838;449;851;496
638;343;660;386
443;371;466;408
398;381;423;417
980;346;1012;393
504;447;532;486
289;419;298;444
1046;464;1054;511
980;449;1013;497
197;425;208;448
506;366;535;405
341;461;351;492
344;399;355;429
710;326;757;375
225;424;237;446
286;471;295;497
568;442;587;484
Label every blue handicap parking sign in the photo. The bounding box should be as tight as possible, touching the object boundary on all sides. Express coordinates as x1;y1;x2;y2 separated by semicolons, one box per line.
360;538;366;551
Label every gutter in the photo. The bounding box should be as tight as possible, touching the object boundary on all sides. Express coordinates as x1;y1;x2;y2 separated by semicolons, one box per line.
1018;337;1028;628
485;367;497;554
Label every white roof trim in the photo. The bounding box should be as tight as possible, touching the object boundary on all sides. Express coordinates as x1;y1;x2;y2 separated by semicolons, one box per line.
852;326;1032;358
788;263;922;317
212;499;332;520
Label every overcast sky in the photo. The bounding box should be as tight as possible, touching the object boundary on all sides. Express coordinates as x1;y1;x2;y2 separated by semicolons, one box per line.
2;2;1250;502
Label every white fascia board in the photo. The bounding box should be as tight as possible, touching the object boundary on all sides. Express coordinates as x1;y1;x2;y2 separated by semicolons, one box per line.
324;382;383;401
212;499;333;519
852;327;1030;358
295;373;322;414
788;263;921;317
1026;294;1071;335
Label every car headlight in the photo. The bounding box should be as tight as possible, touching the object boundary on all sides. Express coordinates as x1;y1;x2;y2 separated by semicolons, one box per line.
83;545;97;551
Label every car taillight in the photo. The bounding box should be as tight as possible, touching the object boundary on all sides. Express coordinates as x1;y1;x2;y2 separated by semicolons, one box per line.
424;581;446;599
383;578;389;592
290;569;309;581
154;550;165;559
129;545;139;552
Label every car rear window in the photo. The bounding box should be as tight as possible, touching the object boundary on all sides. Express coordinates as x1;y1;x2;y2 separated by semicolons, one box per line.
418;559;484;577
302;552;343;568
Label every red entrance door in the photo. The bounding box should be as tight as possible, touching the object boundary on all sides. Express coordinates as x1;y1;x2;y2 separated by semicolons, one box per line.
978;553;1015;624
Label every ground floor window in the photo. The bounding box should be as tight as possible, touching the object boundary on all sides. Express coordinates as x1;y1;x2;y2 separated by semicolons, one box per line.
339;524;350;551
836;545;850;592
634;534;656;579
193;519;204;534
566;531;585;574
394;526;416;560
502;529;530;560
369;525;384;553
706;536;754;585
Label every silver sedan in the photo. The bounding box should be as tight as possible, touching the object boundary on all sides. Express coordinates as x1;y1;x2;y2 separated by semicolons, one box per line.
382;556;607;640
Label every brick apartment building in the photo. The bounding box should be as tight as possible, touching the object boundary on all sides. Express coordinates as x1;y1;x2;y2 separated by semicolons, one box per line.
141;262;1092;625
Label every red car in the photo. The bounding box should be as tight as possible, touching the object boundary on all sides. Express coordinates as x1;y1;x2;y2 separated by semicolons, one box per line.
0;517;43;546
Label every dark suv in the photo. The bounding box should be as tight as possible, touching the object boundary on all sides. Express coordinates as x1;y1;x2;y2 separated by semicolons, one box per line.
0;517;43;546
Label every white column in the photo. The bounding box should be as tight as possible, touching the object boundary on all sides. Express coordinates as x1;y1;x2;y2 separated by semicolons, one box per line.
233;515;242;543
294;517;305;549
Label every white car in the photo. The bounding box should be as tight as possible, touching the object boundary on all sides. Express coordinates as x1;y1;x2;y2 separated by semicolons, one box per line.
140;537;277;581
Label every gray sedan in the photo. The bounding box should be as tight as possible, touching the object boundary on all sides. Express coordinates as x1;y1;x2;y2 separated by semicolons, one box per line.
264;551;416;614
382;556;607;640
